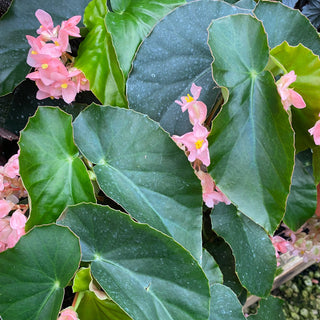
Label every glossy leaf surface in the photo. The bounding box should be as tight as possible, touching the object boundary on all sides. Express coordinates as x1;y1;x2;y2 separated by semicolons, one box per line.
75;0;127;107
0;225;80;320
208;14;294;233
209;284;246;320
59;203;210;320
284;150;317;230
106;0;185;76
73;104;202;260
249;296;285;320
127;0;249;135
19;107;95;230
211;204;276;297
269;42;320;151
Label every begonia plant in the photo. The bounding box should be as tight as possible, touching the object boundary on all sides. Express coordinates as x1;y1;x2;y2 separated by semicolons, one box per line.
0;0;320;319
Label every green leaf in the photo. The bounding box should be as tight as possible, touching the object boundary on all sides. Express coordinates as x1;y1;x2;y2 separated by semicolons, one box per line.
106;0;185;77
313;146;320;184
74;0;127;107
254;1;320;55
76;292;132;320
0;224;81;320
249;296;285;320
73;267;132;320
234;0;256;10
207;14;294;233
210;284;246;320
58;203;210;320
0;0;90;96
19;107;95;230
73;104;202;260
211;204;277;297
284;150;317;230
269;42;320;151
127;0;250;135
202;249;223;286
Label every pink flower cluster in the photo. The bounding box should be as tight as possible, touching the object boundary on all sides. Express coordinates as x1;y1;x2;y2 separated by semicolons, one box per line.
26;9;89;104
270;235;288;266
0;152;28;252
57;308;79;320
172;83;230;208
276;71;306;111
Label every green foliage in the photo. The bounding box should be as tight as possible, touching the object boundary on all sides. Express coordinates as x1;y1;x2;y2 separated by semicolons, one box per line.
59;203;210;320
19;107;95;230
207;14;294;234
284;150;317;230
73;104;203;260
211;204;277;297
0;225;81;320
127;0;249;136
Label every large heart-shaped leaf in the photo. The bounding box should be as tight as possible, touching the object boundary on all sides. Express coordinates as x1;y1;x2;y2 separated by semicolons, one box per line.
19;107;95;230
74;0;127;107
73;104;202;260
211;204;277;297
127;0;250;136
269;42;320;151
254;0;320;55
210;284;246;320
106;0;185;77
0;224;81;320
58;203;210;320
207;14;294;233
0;0;90;96
284;150;317;230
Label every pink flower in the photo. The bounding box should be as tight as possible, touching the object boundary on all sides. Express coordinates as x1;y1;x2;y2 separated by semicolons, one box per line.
3;152;20;179
276;71;306;111
308;114;320;145
0;200;14;218
58;308;79;320
172;121;210;166
35;9;60;42
61;16;82;37
195;171;230;208
175;83;207;125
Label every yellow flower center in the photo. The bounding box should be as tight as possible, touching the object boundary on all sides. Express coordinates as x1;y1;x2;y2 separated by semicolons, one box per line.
31;50;38;55
54;41;60;46
61;83;68;89
185;94;194;103
195;140;203;149
41;63;48;69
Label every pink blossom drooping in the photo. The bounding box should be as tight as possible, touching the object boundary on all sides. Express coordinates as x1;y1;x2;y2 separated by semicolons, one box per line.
308;113;320;145
172;121;210;166
276;71;306;111
58;308;79;320
175;83;207;125
26;9;89;104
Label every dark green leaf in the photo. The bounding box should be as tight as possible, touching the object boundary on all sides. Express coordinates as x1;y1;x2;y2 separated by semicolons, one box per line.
127;0;250;135
73;104;202;260
207;14;294;233
313;146;320;184
106;0;185;77
0;225;81;320
302;0;320;29
202;249;223;286
211;204;277;297
59;203;210;320
74;0;127;107
249;296;285;320
254;1;320;55
19;107;95;230
0;0;90;96
284;150;317;230
210;284;246;320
